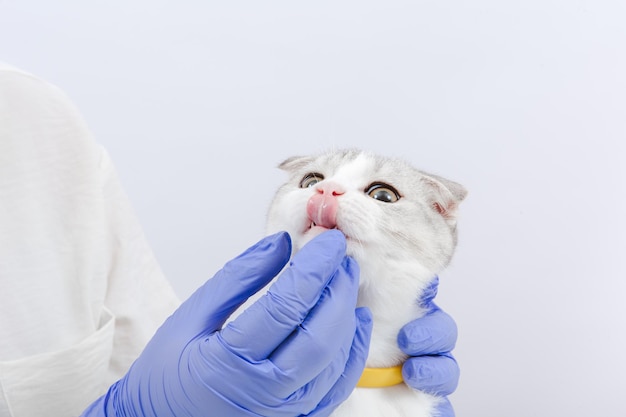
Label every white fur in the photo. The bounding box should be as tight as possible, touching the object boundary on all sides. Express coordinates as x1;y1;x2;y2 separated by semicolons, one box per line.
250;149;465;417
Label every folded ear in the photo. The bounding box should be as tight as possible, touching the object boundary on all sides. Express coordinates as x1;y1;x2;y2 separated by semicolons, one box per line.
420;172;467;221
278;155;315;173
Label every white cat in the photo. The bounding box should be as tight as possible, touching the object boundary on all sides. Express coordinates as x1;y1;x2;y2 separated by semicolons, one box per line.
256;148;466;416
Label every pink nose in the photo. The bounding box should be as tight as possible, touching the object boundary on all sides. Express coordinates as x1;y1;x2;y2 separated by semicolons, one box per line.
306;182;344;229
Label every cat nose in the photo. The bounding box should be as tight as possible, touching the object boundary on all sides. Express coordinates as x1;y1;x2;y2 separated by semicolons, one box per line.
315;181;345;196
307;181;343;229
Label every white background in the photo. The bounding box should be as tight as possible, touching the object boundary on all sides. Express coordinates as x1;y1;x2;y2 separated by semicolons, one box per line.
1;1;625;416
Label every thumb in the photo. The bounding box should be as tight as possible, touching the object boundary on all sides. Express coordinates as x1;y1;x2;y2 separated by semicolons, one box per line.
169;232;292;336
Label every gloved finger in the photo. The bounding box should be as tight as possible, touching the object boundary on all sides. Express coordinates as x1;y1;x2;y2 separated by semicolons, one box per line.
304;307;373;417
213;306;371;417
434;397;455;417
397;307;457;356
270;256;360;392
221;230;347;361
172;231;292;335
418;276;439;309
402;354;460;396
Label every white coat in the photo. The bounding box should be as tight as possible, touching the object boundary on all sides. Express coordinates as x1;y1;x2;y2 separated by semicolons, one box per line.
0;63;181;416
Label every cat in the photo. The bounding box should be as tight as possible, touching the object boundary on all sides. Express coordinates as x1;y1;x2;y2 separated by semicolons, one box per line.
259;148;466;416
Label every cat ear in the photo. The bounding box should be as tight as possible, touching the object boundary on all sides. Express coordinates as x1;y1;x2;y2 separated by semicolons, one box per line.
420;173;467;221
278;156;315;172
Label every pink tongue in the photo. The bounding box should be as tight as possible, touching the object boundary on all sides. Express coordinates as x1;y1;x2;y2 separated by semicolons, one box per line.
307;193;338;229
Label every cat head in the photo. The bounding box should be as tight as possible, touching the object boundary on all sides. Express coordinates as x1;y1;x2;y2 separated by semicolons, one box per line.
266;149;467;284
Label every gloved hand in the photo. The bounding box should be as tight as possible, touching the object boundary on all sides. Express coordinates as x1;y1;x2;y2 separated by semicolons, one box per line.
82;230;373;417
397;276;460;417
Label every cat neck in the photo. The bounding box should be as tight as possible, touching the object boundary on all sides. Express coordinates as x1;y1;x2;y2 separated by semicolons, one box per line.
355;255;433;369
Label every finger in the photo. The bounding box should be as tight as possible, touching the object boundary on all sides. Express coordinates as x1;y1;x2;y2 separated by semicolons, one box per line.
221;230;347;361
195;298;371;417
173;231;291;334
270;257;361;390
418;276;439;308
397;308;457;356
304;307;373;417
435;397;456;417
402;354;460;396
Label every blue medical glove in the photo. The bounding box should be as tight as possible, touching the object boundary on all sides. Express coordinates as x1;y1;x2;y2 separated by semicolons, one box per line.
397;276;460;417
82;230;373;417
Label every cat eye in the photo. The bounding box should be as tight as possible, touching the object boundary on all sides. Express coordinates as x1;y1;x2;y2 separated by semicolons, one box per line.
365;182;400;203
300;172;325;188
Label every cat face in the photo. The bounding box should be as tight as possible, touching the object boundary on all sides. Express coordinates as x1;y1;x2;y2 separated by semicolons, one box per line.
266;149;466;282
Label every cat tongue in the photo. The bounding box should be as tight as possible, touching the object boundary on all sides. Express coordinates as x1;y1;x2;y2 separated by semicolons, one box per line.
306;193;338;229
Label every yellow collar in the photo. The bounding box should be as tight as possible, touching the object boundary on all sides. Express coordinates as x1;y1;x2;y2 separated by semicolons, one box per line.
356;365;404;388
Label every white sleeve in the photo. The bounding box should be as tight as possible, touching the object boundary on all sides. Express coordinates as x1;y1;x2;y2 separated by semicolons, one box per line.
0;63;181;417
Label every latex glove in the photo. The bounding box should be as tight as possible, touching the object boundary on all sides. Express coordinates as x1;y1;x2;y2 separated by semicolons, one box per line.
82;230;373;417
397;276;460;417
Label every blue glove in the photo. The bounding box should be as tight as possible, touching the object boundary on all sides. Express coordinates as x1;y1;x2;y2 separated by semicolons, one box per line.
82;230;373;417
397;277;460;417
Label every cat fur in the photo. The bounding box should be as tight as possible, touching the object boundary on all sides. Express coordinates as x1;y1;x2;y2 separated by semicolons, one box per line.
249;148;466;417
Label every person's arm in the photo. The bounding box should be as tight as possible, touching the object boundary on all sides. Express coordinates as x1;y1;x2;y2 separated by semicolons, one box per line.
0;63;181;416
82;230;373;417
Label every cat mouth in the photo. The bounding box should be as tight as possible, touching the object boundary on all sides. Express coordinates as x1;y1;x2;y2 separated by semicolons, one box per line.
306;222;349;239
310;221;333;230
